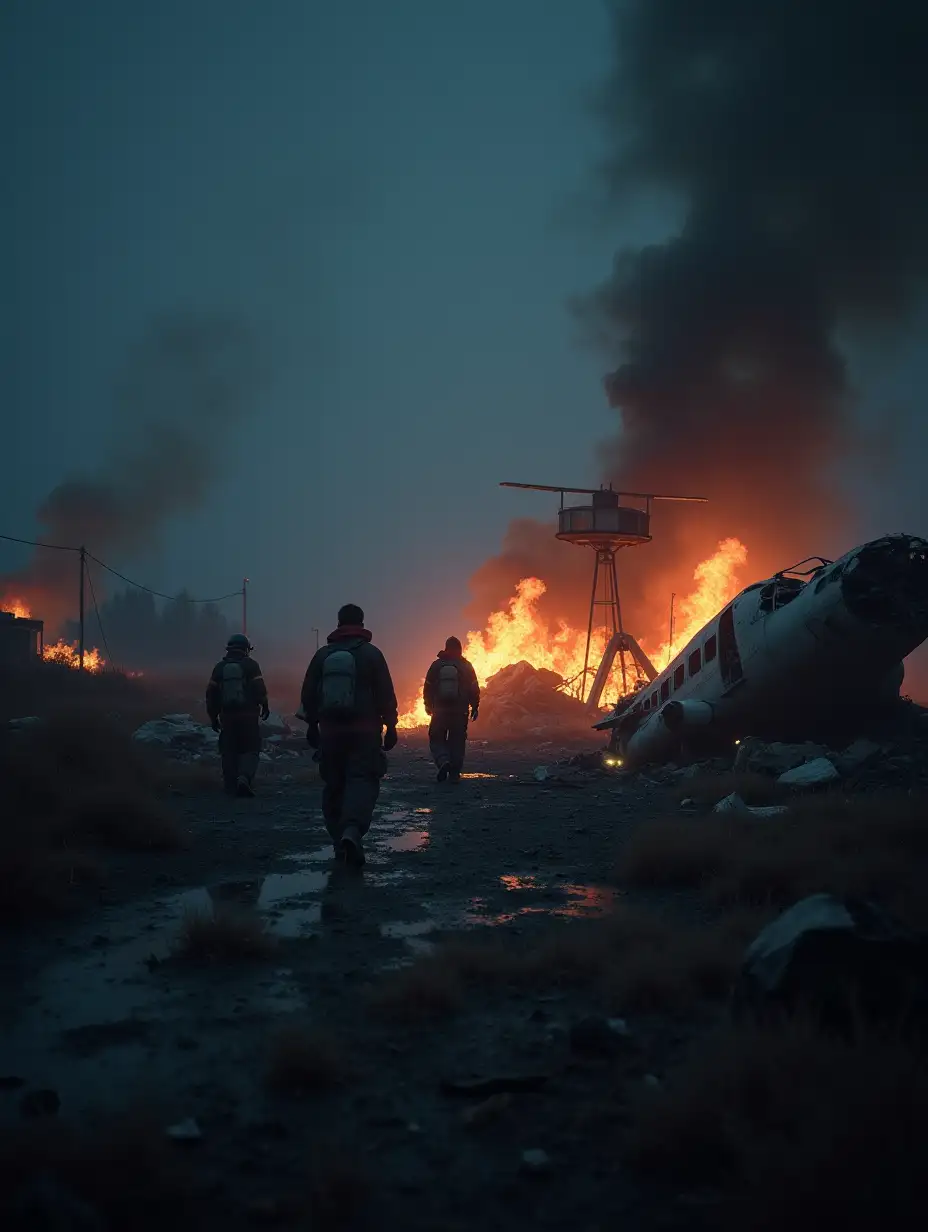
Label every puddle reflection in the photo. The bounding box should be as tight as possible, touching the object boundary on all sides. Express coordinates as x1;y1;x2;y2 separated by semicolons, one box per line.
500;874;540;891
382;830;430;853
464;881;616;928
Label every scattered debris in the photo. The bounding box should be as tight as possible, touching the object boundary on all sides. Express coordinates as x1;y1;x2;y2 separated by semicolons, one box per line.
440;1073;550;1097
734;739;829;776
732;893;928;1034
643;1073;662;1090
533;766;549;782
712;792;789;818
259;712;292;738
166;1116;202;1142
520;1148;552;1176
133;714;219;755
835;737;883;773
7;715;42;730
777;757;840;789
476;661;592;738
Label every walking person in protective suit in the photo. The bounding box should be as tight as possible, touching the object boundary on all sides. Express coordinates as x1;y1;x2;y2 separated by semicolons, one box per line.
300;604;398;867
424;636;480;783
205;633;270;798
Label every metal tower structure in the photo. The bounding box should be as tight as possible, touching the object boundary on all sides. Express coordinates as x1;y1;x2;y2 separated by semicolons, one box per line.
500;482;708;711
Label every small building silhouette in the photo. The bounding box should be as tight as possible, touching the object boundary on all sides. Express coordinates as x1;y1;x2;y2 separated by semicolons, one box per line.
0;610;45;667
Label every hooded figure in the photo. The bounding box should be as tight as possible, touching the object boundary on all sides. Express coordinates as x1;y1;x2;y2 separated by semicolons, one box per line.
205;633;270;797
423;636;480;783
299;604;398;867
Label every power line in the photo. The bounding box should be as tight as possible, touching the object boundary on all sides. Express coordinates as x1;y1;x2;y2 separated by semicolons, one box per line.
1;529;244;605
86;553;244;605
0;531;78;553
85;558;119;674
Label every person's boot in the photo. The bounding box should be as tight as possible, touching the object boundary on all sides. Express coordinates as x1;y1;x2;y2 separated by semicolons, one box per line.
436;762;450;783
235;775;255;798
448;769;461;785
339;825;365;868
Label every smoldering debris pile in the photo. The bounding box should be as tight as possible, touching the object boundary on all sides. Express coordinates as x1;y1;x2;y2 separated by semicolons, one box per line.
477;661;592;737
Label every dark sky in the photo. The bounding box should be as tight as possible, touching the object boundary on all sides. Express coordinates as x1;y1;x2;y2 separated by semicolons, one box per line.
1;0;637;682
3;0;926;697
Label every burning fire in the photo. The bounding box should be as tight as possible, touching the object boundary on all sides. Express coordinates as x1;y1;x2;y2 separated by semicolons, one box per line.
42;641;105;672
1;598;105;672
4;597;31;620
397;537;748;728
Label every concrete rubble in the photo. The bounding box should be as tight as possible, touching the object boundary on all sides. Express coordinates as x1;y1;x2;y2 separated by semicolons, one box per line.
732;893;928;1035
604;700;928;799
712;792;788;818
131;712;304;763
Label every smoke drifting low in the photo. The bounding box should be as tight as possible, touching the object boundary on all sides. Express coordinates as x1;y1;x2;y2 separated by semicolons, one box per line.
2;312;264;632
473;0;928;640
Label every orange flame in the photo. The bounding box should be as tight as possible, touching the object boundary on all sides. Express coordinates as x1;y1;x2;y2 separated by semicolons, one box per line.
42;640;105;672
2;597;32;621
1;597;105;672
397;537;748;728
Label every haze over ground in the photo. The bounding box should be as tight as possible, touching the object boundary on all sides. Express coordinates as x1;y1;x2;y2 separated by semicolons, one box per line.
3;0;927;700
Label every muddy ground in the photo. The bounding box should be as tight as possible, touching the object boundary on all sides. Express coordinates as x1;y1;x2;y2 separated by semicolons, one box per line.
0;732;717;1230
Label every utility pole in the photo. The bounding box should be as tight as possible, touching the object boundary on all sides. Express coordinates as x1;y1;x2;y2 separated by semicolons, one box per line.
78;547;86;672
668;592;676;667
242;577;249;636
312;627;319;651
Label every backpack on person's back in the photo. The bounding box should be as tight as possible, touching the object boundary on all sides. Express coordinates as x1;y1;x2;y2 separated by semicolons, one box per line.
318;640;364;719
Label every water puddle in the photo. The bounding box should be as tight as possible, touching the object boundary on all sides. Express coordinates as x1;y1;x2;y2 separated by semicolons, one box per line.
463;881;617;928
382;830;430;853
380;920;436;939
284;848;335;864
500;874;541;891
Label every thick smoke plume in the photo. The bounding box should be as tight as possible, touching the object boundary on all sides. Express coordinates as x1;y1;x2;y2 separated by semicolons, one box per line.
1;312;263;633
473;0;928;641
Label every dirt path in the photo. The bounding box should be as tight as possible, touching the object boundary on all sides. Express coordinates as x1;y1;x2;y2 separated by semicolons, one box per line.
0;738;695;1231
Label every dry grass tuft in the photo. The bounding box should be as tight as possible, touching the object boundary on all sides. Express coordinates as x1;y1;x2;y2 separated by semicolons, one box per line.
617;790;928;927
367;955;465;1022
0;1103;195;1231
304;1146;371;1231
176;906;274;963
0;709;188;922
627;1018;928;1231
370;905;770;1022
265;1025;347;1095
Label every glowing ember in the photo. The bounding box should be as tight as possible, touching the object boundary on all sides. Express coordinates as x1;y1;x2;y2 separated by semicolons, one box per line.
397;538;748;728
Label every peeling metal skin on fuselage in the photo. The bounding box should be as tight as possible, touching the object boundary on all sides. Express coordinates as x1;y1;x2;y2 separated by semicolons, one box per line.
596;534;928;769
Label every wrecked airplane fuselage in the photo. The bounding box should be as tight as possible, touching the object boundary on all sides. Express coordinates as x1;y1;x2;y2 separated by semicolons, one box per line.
595;534;928;769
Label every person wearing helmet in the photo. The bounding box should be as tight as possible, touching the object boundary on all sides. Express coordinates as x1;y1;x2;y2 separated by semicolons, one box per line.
423;636;480;783
205;633;270;797
299;604;398;867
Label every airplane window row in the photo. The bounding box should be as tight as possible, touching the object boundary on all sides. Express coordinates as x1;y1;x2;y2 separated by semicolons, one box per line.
639;632;718;714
